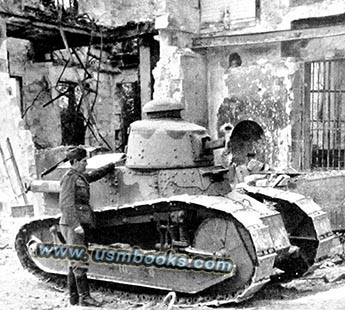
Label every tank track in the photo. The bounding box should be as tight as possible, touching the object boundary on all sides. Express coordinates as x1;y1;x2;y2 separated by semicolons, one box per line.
15;189;340;307
15;210;272;308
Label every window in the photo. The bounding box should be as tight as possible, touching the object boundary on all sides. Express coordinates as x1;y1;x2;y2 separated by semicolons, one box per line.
303;59;345;170
57;82;86;146
9;76;23;116
200;0;259;28
117;82;141;151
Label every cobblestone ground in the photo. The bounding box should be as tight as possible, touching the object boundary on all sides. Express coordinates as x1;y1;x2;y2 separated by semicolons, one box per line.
2;216;345;310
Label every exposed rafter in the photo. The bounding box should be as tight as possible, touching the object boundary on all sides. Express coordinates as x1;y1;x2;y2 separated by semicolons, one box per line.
1;11;157;54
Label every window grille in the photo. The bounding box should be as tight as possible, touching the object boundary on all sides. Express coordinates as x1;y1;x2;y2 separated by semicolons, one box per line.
304;59;345;170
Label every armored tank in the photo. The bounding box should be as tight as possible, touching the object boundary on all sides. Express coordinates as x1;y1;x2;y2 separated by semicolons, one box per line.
15;98;339;306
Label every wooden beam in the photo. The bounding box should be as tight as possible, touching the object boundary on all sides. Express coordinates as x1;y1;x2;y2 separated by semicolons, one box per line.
1;12;157;61
4;14;99;38
2;12;156;43
193;24;345;48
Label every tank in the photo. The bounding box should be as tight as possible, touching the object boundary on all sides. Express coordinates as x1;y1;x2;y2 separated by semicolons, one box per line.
15;98;340;306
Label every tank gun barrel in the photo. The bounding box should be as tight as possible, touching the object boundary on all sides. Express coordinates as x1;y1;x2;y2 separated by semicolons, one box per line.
203;137;226;151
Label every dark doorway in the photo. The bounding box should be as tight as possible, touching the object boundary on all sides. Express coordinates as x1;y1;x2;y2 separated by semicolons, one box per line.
229;120;265;164
116;82;141;151
59;83;86;146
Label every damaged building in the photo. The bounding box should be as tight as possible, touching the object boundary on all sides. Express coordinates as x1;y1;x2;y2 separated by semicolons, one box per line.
0;0;160;213
1;0;345;230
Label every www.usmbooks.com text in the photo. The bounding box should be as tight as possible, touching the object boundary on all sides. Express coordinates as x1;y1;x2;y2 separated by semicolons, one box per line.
36;244;233;273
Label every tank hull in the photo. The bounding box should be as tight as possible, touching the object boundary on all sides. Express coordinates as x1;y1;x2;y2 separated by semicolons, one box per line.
20;164;340;305
16;194;285;305
18;98;341;305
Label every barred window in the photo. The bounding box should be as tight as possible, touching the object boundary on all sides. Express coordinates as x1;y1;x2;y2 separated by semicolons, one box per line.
303;60;345;170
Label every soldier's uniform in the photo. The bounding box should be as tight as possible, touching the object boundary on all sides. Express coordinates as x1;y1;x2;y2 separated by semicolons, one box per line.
59;147;114;306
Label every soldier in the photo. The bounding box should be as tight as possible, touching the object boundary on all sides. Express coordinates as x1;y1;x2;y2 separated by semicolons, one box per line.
59;147;115;307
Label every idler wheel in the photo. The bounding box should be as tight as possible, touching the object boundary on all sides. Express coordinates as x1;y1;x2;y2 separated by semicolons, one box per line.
193;218;256;294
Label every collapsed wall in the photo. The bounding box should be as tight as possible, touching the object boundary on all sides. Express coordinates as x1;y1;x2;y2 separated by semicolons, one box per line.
0;25;41;215
0;1;161;216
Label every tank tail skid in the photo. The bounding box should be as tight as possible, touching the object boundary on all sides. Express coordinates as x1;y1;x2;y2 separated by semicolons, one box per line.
242;185;340;275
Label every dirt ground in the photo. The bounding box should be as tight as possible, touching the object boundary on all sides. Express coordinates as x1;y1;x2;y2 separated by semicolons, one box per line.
2;216;345;310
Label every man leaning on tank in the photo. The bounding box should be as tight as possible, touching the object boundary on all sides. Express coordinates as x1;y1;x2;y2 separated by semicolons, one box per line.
59;146;114;307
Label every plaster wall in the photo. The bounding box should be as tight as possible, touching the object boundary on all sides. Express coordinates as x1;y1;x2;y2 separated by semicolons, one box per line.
207;43;299;169
8;39;61;149
200;0;345;34
0;35;41;214
261;0;345;31
164;0;200;33
205;32;345;170
298;35;345;61
152;30;207;127
8;37;140;152
47;65;137;150
79;0;199;33
78;0;163;27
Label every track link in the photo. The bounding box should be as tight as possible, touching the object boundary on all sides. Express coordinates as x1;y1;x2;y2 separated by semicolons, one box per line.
14;199;274;308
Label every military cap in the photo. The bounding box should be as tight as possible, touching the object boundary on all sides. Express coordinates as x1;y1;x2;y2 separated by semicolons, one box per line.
66;146;87;161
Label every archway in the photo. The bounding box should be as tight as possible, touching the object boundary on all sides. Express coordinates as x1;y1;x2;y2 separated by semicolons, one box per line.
229;120;265;165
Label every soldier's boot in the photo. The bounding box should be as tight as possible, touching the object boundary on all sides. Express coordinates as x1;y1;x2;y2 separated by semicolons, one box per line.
67;268;79;305
76;274;102;307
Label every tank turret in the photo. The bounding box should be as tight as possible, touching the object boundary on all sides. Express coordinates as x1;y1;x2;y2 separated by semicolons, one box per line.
126;98;217;169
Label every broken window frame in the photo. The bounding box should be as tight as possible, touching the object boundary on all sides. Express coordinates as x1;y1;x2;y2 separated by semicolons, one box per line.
116;82;141;152
9;75;24;116
58;80;86;146
200;0;260;27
